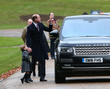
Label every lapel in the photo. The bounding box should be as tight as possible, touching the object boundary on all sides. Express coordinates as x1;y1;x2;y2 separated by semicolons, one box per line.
32;23;39;32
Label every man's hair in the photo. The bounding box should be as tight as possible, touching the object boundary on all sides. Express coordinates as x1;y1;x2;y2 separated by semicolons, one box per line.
32;14;38;21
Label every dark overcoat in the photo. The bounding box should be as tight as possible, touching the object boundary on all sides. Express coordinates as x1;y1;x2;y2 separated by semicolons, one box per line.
26;22;52;61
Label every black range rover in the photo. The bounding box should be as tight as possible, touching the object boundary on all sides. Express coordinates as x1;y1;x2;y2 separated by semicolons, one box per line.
54;15;110;83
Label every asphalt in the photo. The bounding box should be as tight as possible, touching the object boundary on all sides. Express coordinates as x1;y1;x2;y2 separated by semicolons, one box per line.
0;29;49;40
0;29;22;37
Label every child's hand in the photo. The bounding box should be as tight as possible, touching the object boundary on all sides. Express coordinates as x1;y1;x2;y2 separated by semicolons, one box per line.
27;47;32;53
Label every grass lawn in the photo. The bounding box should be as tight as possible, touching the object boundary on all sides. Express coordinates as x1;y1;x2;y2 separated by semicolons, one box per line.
0;37;23;47
0;0;110;29
0;47;21;75
0;37;23;75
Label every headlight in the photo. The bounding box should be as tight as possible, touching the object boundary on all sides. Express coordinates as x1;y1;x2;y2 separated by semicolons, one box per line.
58;47;73;53
67;48;73;53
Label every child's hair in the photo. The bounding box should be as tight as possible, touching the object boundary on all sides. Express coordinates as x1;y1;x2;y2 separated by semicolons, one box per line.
20;45;25;51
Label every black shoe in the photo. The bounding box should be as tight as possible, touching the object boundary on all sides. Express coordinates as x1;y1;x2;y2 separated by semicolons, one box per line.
21;78;24;84
25;79;30;83
40;78;47;82
28;78;33;82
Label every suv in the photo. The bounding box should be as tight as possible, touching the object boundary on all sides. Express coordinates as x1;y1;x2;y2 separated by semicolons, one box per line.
54;15;110;83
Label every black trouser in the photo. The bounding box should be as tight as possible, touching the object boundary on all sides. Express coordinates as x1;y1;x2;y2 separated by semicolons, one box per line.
32;58;36;75
38;59;45;79
32;57;45;79
50;38;56;58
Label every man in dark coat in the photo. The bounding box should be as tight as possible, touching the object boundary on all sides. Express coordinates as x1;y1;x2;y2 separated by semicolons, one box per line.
26;14;52;81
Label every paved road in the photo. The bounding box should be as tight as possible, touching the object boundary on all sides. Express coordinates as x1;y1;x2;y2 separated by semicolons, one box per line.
1;60;110;89
0;29;22;37
0;29;50;40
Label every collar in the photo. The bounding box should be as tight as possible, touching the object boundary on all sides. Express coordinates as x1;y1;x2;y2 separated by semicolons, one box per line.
33;22;37;27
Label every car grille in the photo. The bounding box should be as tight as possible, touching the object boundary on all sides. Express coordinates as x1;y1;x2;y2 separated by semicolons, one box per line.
74;46;110;56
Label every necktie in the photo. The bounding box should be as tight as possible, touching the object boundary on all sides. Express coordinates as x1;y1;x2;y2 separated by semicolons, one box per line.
36;24;39;31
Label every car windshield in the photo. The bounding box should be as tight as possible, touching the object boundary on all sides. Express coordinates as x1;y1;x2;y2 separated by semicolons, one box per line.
61;17;110;38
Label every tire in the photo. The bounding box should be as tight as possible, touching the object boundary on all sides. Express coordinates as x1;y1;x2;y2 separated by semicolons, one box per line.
55;64;65;83
55;72;65;83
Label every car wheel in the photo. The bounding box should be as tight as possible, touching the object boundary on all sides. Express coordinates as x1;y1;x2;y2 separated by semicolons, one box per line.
55;64;65;83
55;73;65;83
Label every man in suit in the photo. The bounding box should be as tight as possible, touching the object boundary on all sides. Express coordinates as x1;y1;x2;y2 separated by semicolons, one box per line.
26;14;52;81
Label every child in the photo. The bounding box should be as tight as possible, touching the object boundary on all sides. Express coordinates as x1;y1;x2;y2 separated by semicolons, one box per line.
20;45;33;84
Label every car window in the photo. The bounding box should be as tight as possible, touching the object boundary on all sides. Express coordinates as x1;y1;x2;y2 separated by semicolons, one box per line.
61;17;110;38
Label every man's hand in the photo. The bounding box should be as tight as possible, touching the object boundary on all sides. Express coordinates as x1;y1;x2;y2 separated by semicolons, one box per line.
27;47;32;53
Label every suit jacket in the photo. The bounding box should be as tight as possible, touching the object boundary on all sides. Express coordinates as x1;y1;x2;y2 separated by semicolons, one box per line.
26;22;52;61
21;26;27;44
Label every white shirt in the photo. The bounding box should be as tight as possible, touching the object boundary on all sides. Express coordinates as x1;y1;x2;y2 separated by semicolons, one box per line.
33;22;39;31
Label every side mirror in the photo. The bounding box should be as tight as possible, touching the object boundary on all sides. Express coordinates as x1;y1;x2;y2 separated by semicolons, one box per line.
50;30;59;38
